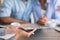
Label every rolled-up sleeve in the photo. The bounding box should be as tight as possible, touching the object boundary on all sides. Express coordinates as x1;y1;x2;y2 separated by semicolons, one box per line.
0;0;14;17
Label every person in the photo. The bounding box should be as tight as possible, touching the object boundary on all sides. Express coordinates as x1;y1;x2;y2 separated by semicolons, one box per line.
33;0;60;25
6;26;36;40
46;0;60;24
0;0;35;25
0;0;36;40
46;0;56;19
33;0;47;25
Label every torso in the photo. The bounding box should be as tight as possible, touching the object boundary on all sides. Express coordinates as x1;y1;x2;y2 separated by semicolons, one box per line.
55;0;60;19
11;0;33;21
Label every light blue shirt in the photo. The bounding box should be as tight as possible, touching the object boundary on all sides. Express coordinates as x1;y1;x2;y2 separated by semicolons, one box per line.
46;0;56;19
46;0;60;23
0;0;35;22
33;0;41;23
33;0;47;23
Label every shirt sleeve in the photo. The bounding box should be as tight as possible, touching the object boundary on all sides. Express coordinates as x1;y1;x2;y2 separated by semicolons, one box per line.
0;0;14;17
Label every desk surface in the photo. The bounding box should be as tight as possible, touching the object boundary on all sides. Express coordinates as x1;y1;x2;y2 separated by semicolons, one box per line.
21;24;51;29
20;29;60;40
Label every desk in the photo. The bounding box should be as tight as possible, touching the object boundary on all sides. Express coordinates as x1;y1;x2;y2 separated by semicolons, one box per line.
20;29;60;40
20;24;60;40
0;24;60;40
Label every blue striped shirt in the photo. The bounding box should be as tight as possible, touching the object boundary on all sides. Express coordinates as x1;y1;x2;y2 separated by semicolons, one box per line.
0;0;35;22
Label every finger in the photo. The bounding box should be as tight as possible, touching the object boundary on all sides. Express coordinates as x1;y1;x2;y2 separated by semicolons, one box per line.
28;29;37;34
27;29;37;37
17;26;27;31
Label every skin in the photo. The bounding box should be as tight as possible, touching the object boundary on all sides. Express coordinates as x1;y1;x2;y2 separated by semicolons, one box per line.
37;0;47;26
0;0;1;5
0;0;28;25
39;0;46;10
37;16;48;26
56;6;60;11
0;0;36;40
23;0;27;2
0;17;29;25
0;0;3;6
6;26;36;40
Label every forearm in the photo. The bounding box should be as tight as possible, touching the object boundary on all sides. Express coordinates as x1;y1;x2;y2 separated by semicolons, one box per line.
0;17;26;25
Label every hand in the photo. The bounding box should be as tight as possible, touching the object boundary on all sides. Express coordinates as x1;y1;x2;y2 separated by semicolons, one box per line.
56;6;60;11
16;26;27;31
26;29;37;37
12;26;37;38
20;20;30;24
6;26;36;40
37;16;48;26
16;28;37;38
15;26;37;37
6;27;13;34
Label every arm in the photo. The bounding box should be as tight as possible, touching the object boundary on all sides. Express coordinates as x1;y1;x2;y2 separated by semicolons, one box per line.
0;0;28;25
0;17;28;25
37;16;48;25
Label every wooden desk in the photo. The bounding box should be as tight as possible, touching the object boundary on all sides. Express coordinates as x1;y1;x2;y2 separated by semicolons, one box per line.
20;24;60;40
0;24;60;40
20;29;60;40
